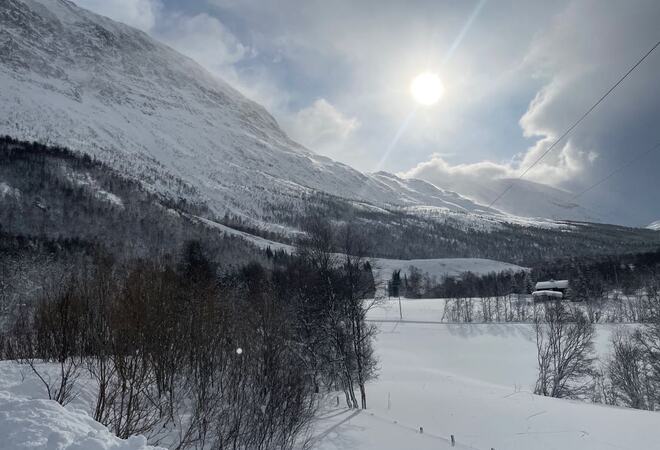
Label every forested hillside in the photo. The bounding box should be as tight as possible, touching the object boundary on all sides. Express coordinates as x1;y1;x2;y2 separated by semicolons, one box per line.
3;137;660;270
282;192;660;264
0;137;264;263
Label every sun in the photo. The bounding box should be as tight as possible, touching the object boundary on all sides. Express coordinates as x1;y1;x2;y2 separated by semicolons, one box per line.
410;72;445;106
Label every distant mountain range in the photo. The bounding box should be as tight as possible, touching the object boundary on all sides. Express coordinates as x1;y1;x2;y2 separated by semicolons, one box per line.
414;175;606;223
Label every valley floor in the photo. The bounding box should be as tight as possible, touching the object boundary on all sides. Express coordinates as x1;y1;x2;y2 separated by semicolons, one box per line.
311;298;658;450
1;298;657;450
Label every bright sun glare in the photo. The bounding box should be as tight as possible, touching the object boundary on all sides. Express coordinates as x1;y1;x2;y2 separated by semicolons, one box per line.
410;72;444;106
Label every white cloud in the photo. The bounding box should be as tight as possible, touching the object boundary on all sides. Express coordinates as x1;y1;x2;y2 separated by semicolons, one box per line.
74;0;161;31
402;154;513;181
284;99;360;158
156;13;252;76
74;0;251;77
403;0;660;224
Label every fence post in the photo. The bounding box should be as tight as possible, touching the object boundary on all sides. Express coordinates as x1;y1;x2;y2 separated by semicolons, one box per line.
419;426;423;434
451;435;455;447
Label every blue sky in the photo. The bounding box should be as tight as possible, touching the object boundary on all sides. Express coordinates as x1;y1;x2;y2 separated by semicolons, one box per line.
76;0;660;226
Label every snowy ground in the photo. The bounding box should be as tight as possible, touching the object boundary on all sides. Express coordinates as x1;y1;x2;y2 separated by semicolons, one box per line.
370;258;526;284
0;363;162;450
2;299;656;450
311;298;658;450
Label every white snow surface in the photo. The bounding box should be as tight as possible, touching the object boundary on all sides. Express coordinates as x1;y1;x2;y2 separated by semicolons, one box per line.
0;181;21;199
535;280;569;290
0;363;163;450
65;170;124;207
1;300;658;450
191;215;296;253
312;298;659;450
647;220;660;230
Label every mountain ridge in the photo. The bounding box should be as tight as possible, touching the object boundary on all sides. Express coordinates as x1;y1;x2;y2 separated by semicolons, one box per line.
0;0;514;231
648;220;660;231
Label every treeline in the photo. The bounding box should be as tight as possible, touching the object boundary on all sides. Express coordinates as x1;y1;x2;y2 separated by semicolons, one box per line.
388;247;660;323
393;267;533;299
0;218;378;448
533;248;660;295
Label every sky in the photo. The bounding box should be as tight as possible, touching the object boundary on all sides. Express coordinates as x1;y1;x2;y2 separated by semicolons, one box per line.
75;0;660;227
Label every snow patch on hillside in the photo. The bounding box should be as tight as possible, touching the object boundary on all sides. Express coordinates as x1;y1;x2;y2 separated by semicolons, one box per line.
372;257;526;281
192;215;295;252
65;170;124;208
647;220;660;230
0;181;21;200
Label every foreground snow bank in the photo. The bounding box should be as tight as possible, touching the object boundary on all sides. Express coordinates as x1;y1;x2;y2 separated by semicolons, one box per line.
0;365;162;450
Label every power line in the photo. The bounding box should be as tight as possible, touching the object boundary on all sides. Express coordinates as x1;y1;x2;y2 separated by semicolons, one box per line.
572;141;660;200
487;38;660;209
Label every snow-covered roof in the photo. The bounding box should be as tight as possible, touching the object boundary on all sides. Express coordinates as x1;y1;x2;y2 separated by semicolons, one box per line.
532;290;563;298
535;280;569;290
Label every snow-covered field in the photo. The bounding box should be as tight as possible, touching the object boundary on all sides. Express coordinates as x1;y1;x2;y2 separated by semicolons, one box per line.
371;258;526;282
312;298;658;450
2;298;657;450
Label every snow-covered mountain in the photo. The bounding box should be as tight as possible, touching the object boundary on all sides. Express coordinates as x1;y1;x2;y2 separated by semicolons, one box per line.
0;0;511;230
648;220;660;231
400;172;602;223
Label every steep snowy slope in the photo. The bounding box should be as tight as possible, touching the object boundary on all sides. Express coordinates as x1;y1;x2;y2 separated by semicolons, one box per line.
0;0;500;227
